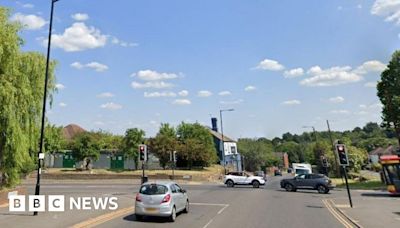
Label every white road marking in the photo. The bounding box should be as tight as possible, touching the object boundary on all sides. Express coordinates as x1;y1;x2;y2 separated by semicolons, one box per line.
190;203;229;207
203;218;214;228
217;204;229;214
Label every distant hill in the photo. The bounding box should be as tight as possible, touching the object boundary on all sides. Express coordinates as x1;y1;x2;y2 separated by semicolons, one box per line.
62;124;86;141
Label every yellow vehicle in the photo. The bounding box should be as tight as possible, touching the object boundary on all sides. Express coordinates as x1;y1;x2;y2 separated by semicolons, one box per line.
380;155;400;195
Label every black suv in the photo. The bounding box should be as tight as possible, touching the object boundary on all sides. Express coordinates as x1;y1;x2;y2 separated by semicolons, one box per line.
280;174;334;194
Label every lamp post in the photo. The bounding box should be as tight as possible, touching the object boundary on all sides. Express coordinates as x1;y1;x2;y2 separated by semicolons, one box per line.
34;0;59;216
220;108;234;174
302;126;317;143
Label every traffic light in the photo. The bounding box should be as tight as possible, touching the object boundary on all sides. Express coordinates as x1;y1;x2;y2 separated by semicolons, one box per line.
139;144;147;161
336;144;349;166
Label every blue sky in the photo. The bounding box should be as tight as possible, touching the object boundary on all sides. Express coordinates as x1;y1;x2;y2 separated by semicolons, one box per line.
3;0;400;139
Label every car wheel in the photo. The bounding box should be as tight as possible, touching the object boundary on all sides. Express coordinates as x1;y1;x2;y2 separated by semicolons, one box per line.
169;206;177;222
135;214;143;221
285;183;295;192
226;180;234;187
252;180;260;188
317;185;328;194
183;200;189;213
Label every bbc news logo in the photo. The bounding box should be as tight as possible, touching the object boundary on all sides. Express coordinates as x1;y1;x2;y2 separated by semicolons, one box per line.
9;195;119;212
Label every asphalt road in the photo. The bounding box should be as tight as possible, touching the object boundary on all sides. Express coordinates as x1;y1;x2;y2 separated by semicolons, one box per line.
0;176;345;228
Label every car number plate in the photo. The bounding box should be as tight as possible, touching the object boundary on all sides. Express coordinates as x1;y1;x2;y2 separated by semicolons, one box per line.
146;208;158;212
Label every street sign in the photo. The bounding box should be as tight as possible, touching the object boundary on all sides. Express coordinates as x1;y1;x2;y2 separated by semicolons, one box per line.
335;144;349;166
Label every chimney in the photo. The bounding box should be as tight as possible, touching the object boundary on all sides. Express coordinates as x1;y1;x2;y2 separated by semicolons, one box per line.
211;117;218;132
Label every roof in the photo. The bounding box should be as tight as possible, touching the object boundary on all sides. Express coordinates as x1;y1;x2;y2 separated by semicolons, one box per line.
369;145;396;156
208;129;236;142
62;124;86;141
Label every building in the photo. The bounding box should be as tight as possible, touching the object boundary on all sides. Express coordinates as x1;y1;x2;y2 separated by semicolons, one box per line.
274;152;289;169
369;145;399;164
209;118;242;172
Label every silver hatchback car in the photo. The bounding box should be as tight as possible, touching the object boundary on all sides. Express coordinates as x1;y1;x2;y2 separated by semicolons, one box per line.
135;181;189;222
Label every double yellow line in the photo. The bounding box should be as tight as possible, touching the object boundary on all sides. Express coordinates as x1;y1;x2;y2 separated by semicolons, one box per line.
322;199;354;228
71;206;134;228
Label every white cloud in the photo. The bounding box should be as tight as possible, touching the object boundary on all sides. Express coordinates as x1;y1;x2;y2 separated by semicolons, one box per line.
364;81;377;88
282;100;301;105
50;22;107;52
255;58;285;71
71;13;89;21
86;62;109;72
328;96;345;103
172;99;191;105
144;91;177;98
356;111;368;115
10;13;46;30
357;4;362;9
178;90;189;97
70;62;84;69
133;70;178;81
55;83;65;90
70;61;108;72
244;85;256;92
97;92;115;98
131;81;174;89
197;90;213;97
218;91;232;96
300;66;362;87
371;0;400;25
22;3;34;8
330;110;350;114
59;102;67;107
112;37;138;47
283;68;304;78
354;60;387;74
100;102;122;110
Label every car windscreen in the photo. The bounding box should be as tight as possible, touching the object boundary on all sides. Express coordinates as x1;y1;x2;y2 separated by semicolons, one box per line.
295;169;310;175
139;184;168;195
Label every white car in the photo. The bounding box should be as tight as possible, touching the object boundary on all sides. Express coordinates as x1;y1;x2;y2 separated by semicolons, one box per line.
135;181;189;222
224;171;266;188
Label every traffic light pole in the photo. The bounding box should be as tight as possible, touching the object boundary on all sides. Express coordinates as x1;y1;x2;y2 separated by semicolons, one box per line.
141;161;145;184
342;166;353;208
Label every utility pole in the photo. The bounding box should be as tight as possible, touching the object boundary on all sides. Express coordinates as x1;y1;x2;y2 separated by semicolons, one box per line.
34;0;59;216
327;120;340;177
220;109;234;174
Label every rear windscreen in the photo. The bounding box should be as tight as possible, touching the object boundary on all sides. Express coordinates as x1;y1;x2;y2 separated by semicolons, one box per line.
139;184;168;195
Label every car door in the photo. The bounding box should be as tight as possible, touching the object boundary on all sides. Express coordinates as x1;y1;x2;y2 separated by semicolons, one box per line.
302;174;315;188
170;184;180;210
236;172;248;184
173;184;185;211
295;174;307;188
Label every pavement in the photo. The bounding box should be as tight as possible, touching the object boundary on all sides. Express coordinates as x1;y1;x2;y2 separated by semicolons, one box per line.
0;175;398;227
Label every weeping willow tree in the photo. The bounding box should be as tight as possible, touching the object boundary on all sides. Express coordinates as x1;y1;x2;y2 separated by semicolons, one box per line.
0;7;57;187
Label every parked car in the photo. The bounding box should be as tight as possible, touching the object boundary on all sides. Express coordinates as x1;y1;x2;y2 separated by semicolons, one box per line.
254;171;267;181
135;181;189;222
280;173;334;194
274;169;282;176
224;171;266;188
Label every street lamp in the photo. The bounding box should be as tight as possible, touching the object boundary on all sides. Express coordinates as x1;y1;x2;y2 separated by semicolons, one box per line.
302;126;317;142
34;0;59;216
220;108;234;174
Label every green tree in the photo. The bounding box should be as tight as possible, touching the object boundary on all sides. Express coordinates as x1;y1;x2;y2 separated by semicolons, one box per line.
275;141;301;163
0;7;57;187
176;122;217;168
149;123;178;168
237;138;275;171
71;132;101;170
122;128;145;160
377;50;400;145
44;124;65;153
